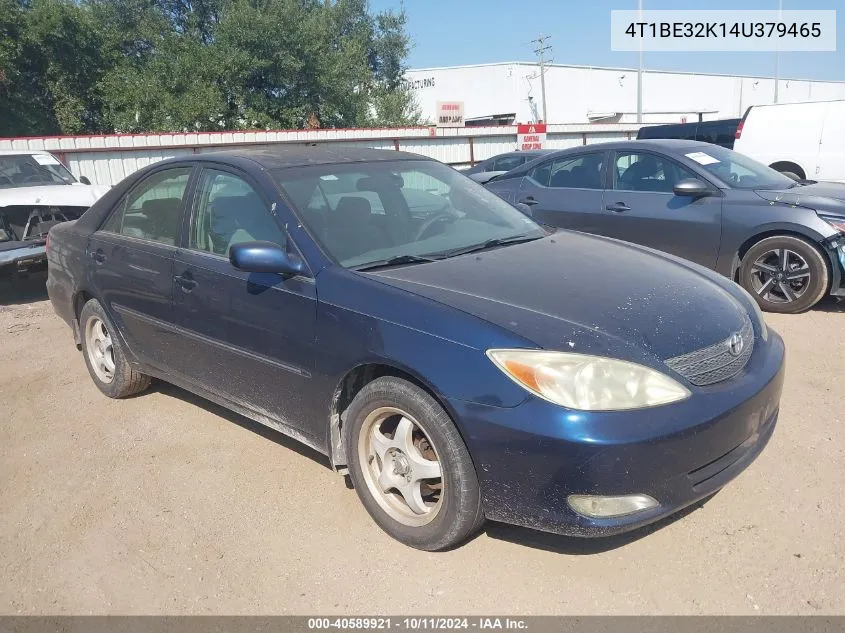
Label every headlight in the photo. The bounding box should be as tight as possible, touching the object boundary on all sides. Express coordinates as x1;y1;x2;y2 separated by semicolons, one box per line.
819;215;845;234
486;349;691;411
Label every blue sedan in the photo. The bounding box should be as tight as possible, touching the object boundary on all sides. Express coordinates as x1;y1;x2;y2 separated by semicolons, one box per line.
46;147;785;550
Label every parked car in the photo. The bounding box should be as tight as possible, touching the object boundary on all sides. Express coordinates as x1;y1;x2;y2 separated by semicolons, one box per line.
1;150;109;277
636;118;741;149
464;149;553;184
48;147;784;550
733;100;845;182
485;139;845;313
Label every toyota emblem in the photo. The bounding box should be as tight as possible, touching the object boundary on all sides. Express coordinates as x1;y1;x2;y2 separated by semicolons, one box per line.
727;333;744;357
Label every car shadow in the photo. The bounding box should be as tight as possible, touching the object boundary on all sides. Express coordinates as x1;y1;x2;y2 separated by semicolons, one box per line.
149;380;334;471
812;296;845;313
0;272;49;305
482;493;717;554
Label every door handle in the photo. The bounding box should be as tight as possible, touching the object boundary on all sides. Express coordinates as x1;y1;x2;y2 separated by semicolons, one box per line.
91;249;106;264
606;202;631;213
518;197;538;206
174;273;197;292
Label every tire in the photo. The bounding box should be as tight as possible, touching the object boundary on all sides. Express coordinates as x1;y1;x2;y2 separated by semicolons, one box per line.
739;235;829;314
343;376;484;551
79;298;151;398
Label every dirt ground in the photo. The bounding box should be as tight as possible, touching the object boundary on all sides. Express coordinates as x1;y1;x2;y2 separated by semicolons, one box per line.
1;273;843;615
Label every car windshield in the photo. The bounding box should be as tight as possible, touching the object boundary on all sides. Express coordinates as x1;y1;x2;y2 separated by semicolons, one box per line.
681;145;795;190
0;154;77;189
274;160;546;269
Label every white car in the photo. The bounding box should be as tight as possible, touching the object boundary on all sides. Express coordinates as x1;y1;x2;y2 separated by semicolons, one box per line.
0;150;109;277
733;100;845;183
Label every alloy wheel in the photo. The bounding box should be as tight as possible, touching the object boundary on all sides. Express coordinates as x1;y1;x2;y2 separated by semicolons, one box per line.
85;316;116;383
357;406;444;527
750;248;812;304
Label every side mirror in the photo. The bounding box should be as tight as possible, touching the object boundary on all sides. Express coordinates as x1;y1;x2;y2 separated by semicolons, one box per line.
229;241;305;275
673;178;710;198
78;176;91;185
515;202;534;217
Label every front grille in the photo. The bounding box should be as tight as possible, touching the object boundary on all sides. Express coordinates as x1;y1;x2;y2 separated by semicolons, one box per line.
664;317;754;386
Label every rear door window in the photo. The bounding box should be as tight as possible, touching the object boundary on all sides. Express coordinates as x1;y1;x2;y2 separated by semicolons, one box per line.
102;168;192;245
529;153;604;189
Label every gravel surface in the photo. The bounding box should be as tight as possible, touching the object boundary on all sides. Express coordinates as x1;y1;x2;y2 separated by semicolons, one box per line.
1;274;843;615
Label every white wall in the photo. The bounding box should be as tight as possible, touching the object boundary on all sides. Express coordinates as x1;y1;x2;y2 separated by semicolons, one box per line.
405;63;845;125
0;124;642;185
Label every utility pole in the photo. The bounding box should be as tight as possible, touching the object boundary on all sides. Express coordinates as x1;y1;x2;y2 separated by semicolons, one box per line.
531;34;552;123
637;0;643;123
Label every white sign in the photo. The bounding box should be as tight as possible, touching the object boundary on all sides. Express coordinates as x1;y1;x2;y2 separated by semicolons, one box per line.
517;123;547;151
685;151;720;165
32;154;61;166
436;101;464;128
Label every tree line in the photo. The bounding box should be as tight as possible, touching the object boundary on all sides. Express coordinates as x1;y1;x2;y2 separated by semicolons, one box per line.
0;0;424;137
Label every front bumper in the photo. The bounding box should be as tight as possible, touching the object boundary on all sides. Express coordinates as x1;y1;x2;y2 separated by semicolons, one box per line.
449;331;785;537
0;245;47;277
829;240;845;297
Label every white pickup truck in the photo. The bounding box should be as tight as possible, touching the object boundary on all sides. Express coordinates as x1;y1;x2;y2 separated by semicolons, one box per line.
0;150;109;277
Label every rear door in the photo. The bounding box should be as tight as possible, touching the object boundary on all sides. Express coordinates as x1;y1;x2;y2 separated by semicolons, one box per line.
515;151;608;232
87;166;194;370
600;150;722;267
169;165;319;441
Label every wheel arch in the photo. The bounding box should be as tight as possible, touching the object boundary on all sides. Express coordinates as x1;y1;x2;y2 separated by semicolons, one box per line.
71;289;95;348
731;226;832;282
73;289;143;366
769;161;806;180
326;361;470;474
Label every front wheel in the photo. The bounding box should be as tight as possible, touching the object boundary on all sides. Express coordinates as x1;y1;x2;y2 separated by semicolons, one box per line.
343;377;484;550
739;235;829;313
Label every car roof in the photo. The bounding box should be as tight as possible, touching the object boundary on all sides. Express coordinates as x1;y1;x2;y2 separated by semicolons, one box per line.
497;149;553;157
563;139;717;152
187;146;432;170
502;139;724;176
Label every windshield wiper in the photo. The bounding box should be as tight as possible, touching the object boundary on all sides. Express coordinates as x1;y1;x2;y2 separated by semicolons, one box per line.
351;254;439;271
439;234;542;259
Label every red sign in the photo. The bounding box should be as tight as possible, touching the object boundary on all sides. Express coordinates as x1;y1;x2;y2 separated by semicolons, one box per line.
517;123;547;151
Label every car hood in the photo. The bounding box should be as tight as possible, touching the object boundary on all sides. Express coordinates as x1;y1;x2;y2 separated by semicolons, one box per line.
369;233;748;363
756;182;845;217
0;183;110;208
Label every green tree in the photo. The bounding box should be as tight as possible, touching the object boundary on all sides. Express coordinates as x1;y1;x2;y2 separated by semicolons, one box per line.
2;0;422;135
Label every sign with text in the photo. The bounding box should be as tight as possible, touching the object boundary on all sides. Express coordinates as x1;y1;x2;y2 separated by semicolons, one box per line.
517;123;547;150
436;101;464;127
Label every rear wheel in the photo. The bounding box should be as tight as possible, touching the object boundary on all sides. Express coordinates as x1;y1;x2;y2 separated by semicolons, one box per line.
80;298;151;398
343;376;484;551
739;235;829;314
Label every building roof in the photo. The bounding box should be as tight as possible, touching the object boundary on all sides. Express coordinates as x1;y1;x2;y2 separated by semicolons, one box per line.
0;149;52;156
406;61;845;84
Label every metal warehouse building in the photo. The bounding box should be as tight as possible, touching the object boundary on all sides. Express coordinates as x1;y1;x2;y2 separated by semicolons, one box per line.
404;62;845;125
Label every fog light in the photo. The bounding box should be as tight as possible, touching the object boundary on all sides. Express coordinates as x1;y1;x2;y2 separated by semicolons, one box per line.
567;494;658;518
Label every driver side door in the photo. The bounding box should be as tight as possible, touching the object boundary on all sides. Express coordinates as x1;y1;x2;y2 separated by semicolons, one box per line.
601;150;723;268
168;165;320;443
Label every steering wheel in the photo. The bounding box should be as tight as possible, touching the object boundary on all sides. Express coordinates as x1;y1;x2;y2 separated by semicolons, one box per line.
413;212;456;241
